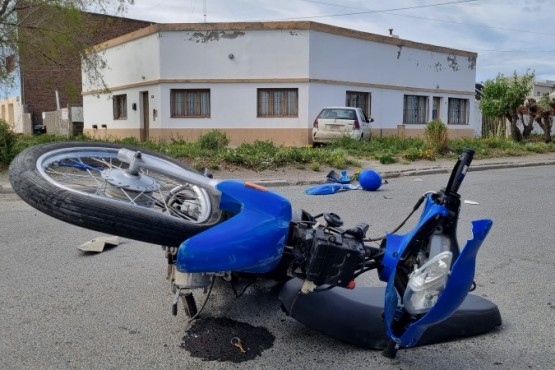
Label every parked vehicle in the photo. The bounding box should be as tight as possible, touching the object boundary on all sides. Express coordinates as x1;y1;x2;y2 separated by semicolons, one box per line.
9;143;501;358
312;106;373;144
33;124;46;134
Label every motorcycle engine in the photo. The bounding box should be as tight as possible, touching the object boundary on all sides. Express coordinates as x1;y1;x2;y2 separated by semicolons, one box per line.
295;226;366;289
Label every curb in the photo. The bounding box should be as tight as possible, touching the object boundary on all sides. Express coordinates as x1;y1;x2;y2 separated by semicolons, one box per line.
2;160;555;193
0;184;13;194
251;159;555;187
467;160;555;172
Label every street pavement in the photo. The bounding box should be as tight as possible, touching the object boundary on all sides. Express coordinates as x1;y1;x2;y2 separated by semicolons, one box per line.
2;149;555;369
1;165;555;369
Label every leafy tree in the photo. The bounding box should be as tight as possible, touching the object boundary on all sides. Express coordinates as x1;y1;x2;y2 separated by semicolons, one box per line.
517;94;555;144
0;0;134;92
480;71;535;142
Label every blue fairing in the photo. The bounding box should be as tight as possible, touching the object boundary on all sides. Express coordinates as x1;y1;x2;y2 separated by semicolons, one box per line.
383;209;493;347
176;180;292;274
379;195;449;283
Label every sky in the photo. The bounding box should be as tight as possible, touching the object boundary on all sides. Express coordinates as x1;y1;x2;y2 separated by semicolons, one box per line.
114;0;555;83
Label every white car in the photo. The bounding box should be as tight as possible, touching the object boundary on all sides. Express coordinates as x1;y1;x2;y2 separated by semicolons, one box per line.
312;107;373;145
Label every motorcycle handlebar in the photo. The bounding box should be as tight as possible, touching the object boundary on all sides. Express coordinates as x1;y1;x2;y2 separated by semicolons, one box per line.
444;149;474;195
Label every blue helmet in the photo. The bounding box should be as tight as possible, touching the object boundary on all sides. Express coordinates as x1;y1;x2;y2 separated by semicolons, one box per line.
359;169;382;191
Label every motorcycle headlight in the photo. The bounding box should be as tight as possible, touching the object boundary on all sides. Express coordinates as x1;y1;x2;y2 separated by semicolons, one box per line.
403;251;453;315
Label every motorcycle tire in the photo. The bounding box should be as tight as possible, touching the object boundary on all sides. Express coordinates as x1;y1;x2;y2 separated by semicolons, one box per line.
9;142;225;247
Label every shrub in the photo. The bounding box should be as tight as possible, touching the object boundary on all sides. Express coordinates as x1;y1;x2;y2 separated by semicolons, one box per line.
403;146;437;161
425;120;449;154
309;162;320;171
115;136;141;146
378;153;398;164
198;130;229;150
0;119;17;167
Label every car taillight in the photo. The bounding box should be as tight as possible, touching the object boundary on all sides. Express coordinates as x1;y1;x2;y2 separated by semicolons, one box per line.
313;119;319;129
353;120;360;129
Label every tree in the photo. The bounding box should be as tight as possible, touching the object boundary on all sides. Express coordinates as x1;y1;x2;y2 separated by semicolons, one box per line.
479;71;535;142
535;93;555;143
517;98;537;141
0;0;134;92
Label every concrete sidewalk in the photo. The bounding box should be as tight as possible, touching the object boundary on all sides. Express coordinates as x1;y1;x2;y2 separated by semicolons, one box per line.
2;152;555;193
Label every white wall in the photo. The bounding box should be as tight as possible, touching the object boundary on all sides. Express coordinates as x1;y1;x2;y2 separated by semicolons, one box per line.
308;31;476;92
0;97;25;133
158;83;308;129
531;81;555;98
307;30;477;131
83;23;479;137
159;30;310;79
83;85;162;131
84;28;313;131
82;34;161;92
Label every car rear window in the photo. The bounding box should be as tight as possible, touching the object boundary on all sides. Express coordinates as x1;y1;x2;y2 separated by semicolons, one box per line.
318;109;356;120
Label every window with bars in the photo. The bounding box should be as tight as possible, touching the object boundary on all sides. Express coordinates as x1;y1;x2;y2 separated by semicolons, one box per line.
432;96;441;121
346;91;371;117
257;88;298;117
448;98;469;125
171;89;210;118
403;95;428;124
113;94;127;120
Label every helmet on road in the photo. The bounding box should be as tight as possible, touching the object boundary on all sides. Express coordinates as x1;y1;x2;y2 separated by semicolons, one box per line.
359;169;382;191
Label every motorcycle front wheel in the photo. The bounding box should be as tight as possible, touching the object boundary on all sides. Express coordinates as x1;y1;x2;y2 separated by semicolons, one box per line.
9;142;225;247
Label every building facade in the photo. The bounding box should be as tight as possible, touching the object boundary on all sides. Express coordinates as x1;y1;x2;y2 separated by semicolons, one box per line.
83;22;479;145
531;80;555;98
15;11;153;131
0;96;28;134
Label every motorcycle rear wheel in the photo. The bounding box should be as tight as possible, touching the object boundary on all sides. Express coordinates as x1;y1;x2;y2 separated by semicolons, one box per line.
9;142;225;247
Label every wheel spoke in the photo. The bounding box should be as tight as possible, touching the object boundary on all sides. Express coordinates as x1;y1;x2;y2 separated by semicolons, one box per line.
38;147;212;223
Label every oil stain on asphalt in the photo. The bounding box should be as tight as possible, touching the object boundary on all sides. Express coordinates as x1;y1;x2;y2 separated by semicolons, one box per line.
181;317;275;363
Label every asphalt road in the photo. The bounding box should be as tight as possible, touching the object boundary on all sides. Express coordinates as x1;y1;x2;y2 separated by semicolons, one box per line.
1;166;554;370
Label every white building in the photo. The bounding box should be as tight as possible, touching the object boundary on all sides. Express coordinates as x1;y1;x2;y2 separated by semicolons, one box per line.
530;80;555;99
0;96;27;134
82;21;479;145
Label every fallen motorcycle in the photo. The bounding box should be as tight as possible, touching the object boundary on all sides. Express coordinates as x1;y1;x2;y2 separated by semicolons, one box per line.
9;142;501;358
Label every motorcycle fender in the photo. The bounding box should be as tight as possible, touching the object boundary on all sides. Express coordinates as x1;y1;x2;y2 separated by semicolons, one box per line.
384;218;493;347
176;180;292;273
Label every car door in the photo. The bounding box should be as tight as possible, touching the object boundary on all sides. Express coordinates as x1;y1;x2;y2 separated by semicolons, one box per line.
357;108;371;139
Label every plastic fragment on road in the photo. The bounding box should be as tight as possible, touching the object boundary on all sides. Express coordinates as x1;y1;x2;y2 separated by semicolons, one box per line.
326;170;352;184
78;236;121;253
464;200;480;205
305;183;361;195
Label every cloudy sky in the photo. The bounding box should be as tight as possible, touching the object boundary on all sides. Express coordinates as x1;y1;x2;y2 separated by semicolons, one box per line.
118;0;554;83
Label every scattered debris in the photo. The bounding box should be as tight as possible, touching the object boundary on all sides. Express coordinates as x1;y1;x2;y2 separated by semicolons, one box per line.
326;170;351;184
464;200;480;205
78;236;121;253
305;183;361;195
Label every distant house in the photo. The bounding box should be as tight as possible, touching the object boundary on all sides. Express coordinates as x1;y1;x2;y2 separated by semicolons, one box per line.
0;96;25;133
83;21;479;145
530;80;555;99
4;10;153;133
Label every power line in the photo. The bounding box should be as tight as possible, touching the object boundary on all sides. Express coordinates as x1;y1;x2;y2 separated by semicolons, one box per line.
273;0;478;21
299;0;555;37
389;12;555;37
477;49;555;53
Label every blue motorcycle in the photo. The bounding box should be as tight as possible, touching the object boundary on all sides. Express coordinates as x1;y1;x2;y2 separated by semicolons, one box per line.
10;143;500;358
